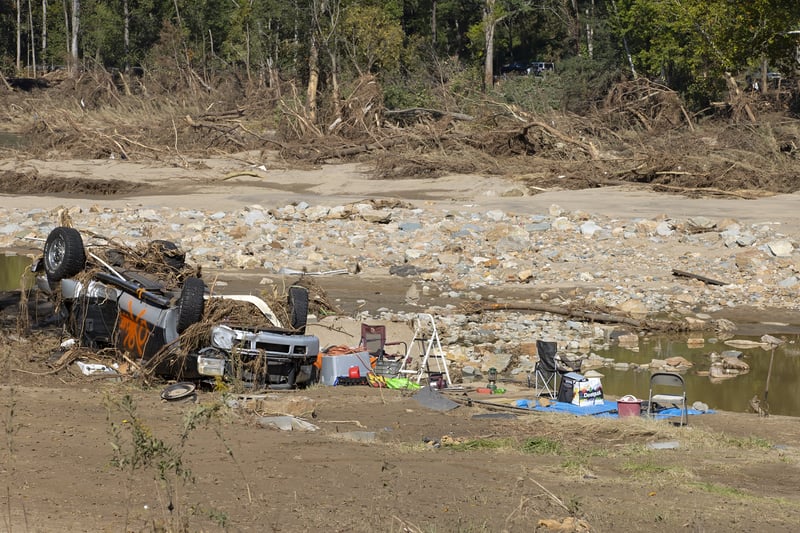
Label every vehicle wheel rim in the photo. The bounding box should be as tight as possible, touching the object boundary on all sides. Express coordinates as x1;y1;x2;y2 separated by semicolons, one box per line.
47;236;65;267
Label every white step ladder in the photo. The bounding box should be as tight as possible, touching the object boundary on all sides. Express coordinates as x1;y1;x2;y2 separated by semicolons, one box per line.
398;313;452;387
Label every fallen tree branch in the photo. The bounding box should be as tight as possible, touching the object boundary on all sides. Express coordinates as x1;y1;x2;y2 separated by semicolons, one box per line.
313;136;405;162
650;183;765;199
464;301;707;332
385;107;475;122
672;269;728;286
219;170;265;181
520;121;600;159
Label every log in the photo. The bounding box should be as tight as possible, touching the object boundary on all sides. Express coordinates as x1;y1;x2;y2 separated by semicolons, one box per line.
313;136;405;162
672;269;728;286
385;107;475;122
464;301;707;332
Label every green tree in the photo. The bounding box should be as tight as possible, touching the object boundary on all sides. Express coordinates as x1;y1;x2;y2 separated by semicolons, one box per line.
341;3;403;75
614;0;800;103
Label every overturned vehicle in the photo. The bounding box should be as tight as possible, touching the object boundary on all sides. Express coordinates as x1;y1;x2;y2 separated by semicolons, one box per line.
36;226;320;389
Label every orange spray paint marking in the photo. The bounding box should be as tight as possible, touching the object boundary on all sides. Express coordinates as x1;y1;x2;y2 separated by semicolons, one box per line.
118;300;150;356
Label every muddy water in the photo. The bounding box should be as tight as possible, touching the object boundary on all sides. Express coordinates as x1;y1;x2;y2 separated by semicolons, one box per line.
599;334;800;417
0;131;25;148
0;254;36;291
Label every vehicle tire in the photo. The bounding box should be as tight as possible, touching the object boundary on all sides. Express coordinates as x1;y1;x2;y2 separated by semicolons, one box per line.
288;285;309;333
43;227;86;281
176;277;206;333
148;240;186;270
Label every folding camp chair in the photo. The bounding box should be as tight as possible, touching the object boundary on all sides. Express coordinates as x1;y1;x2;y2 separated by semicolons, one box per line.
648;372;688;426
360;324;407;361
527;340;569;399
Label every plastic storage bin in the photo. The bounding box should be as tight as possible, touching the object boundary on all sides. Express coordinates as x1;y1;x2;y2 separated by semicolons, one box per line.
319;353;372;385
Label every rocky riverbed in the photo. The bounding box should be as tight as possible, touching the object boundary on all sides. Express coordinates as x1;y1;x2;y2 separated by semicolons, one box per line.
4;188;800;382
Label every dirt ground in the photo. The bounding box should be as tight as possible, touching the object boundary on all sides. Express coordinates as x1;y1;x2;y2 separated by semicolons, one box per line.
1;155;800;533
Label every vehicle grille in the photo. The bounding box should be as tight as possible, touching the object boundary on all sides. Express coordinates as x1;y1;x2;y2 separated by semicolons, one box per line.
253;341;307;355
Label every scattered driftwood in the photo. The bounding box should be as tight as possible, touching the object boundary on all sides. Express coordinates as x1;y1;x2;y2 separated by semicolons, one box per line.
602;78;694;132
384;107;475;124
672;269;728;286
185;114;246;148
313;136;405;163
14;348;81;376
464;301;711;332
724;72;757;123
650;183;765;199
518;121;600;159
219;170;265;181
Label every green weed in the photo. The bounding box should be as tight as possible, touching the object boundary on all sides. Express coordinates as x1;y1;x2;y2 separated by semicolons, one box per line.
724;435;772;449
689;481;748;498
521;437;562;455
622;459;685;478
447;437;513;451
560;457;588;475
105;393;236;532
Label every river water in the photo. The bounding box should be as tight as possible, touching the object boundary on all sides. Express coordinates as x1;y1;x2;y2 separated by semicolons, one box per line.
0;254;36;291
598;334;800;417
0;131;25;148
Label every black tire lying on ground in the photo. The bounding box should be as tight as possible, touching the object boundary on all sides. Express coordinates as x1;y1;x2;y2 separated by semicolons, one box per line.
148;240;186;271
288;285;309;333
177;277;206;333
43;227;86;281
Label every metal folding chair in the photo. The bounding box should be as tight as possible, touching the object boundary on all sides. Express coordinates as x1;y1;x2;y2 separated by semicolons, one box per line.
647;372;688;426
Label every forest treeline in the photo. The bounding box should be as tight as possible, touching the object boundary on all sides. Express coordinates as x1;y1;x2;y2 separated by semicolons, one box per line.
2;0;800;117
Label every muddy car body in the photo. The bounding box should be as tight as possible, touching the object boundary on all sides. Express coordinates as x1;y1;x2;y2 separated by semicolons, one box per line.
37;226;319;389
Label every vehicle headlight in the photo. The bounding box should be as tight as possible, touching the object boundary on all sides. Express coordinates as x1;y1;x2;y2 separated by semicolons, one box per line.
211;325;237;350
197;354;226;377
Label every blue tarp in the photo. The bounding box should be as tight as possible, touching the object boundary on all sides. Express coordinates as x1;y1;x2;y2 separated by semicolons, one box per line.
513;399;714;419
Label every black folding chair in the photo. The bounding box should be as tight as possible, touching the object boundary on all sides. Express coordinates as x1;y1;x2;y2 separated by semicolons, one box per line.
528;340;568;398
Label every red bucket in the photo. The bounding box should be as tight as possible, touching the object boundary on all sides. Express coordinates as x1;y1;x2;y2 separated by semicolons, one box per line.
617;395;642;418
348;366;361;379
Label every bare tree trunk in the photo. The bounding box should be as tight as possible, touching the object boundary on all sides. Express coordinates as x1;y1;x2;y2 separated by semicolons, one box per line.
431;0;437;46
16;0;21;72
570;0;581;55
246;23;252;84
328;48;341;119
123;0;129;70
306;33;319;123
42;0;47;67
584;0;595;59
63;0;70;59
482;0;497;91
71;0;80;75
293;0;299;71
29;0;37;76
